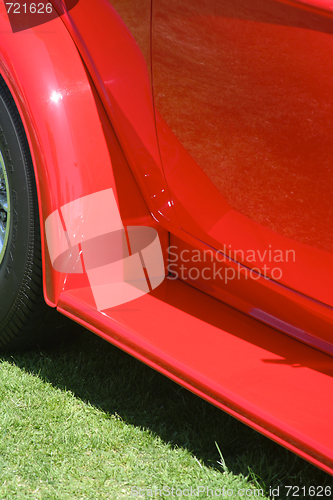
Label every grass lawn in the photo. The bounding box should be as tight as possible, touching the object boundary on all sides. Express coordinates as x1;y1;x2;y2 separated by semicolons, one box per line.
0;318;332;499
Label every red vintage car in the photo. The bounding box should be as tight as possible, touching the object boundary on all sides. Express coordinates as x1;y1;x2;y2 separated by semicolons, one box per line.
0;0;333;476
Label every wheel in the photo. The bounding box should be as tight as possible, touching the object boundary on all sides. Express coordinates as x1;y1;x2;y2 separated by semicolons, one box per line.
0;75;58;350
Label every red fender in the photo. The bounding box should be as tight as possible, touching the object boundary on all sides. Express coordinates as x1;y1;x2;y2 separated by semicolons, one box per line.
0;1;167;306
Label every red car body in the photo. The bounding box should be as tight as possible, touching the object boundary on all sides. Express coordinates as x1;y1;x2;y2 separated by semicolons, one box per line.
1;0;333;475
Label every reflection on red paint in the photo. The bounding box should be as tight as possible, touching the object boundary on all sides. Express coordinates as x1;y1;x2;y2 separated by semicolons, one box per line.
153;0;333;304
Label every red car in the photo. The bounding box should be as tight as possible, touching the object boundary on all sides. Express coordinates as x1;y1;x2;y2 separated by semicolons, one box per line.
0;0;333;475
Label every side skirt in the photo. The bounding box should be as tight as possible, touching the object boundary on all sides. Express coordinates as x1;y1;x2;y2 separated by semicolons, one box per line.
57;277;333;476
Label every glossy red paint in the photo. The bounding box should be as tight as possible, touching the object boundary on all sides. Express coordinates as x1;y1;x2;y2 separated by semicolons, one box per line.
53;0;178;230
279;0;333;18
0;2;121;305
168;235;333;357
152;0;333;264
57;277;333;475
55;0;333;351
152;0;333;343
0;0;168;306
108;0;152;77
1;0;333;476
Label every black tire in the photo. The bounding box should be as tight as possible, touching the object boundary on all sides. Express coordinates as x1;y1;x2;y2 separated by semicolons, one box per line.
0;75;59;350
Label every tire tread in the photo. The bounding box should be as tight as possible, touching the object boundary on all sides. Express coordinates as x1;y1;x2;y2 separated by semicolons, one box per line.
0;76;64;350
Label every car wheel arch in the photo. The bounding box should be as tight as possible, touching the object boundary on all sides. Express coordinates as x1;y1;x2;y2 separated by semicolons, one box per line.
0;5;121;306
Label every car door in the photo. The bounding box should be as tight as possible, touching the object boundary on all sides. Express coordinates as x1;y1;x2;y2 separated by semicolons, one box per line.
151;0;333;351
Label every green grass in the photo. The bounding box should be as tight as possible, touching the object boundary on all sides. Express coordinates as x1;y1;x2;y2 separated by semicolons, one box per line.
0;321;332;499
